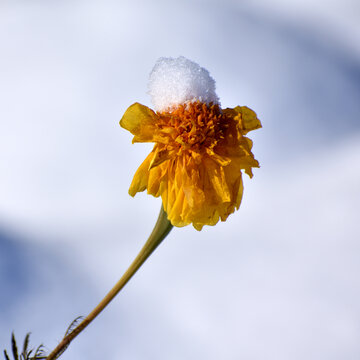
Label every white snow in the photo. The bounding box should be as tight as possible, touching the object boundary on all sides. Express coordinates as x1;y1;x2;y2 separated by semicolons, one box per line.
148;56;220;112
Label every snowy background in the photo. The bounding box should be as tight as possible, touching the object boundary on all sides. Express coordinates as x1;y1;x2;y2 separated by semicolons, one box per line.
1;0;360;359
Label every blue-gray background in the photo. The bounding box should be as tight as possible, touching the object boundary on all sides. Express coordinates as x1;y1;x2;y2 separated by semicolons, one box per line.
1;0;359;359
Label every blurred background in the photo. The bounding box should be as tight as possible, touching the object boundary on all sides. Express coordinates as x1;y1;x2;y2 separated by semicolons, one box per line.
1;0;359;359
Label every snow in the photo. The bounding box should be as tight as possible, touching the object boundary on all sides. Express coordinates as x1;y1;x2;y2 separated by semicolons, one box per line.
148;56;220;112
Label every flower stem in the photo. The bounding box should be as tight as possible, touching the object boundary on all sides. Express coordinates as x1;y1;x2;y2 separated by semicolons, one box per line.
46;205;173;360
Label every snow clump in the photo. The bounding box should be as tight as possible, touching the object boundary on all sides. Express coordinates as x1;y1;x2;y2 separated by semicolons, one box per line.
148;56;220;112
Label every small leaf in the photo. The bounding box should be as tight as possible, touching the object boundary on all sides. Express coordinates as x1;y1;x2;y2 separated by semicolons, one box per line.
3;350;10;360
65;316;84;337
11;333;19;360
33;345;46;360
22;333;30;358
25;349;33;360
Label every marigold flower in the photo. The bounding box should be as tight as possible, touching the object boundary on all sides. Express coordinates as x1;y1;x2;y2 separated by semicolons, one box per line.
120;56;261;230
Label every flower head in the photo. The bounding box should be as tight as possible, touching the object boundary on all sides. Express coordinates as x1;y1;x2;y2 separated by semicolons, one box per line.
120;56;261;230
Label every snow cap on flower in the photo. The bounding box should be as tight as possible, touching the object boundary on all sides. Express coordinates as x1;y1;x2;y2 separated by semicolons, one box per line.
148;56;220;112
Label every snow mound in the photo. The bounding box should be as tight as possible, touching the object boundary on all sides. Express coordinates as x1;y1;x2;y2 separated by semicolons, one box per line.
148;56;220;112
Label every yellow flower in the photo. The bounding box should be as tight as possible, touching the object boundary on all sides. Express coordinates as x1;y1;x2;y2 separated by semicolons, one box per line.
120;100;261;230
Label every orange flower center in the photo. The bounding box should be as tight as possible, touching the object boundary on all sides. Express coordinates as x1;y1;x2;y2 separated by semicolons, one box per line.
156;102;228;151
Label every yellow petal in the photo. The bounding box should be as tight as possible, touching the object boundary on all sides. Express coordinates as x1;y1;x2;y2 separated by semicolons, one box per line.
149;146;172;169
182;163;205;209
205;148;231;166
223;106;262;134
128;151;153;196
204;157;231;203
223;163;244;210
120;102;158;142
238;106;262;133
148;161;168;197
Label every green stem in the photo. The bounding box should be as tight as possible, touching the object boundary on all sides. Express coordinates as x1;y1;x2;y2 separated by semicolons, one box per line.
46;205;173;360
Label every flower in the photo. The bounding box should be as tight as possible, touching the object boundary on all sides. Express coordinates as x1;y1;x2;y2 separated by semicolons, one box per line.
120;57;261;230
